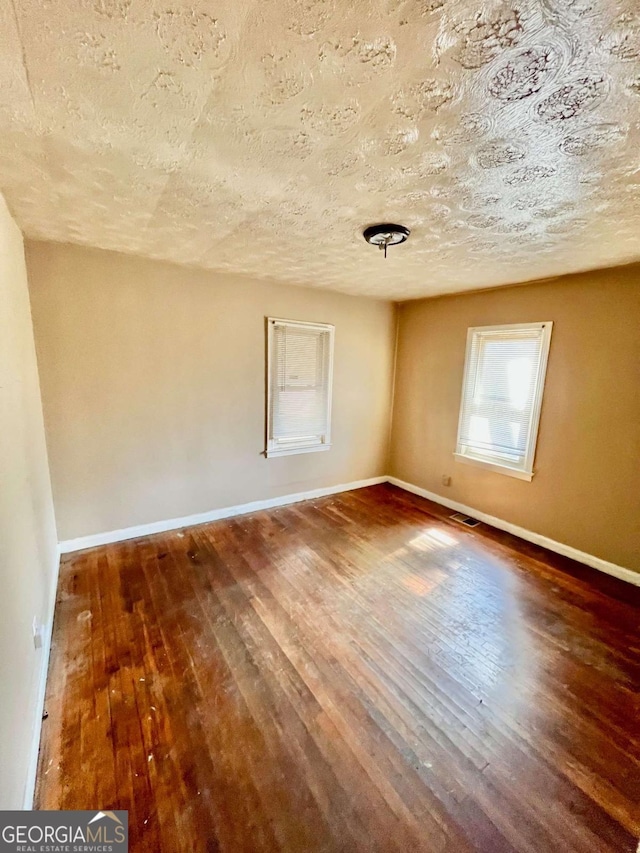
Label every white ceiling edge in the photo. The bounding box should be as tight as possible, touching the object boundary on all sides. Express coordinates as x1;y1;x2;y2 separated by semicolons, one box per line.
24;230;640;307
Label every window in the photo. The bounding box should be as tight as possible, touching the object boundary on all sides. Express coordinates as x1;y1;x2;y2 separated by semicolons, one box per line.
266;318;334;457
455;322;552;481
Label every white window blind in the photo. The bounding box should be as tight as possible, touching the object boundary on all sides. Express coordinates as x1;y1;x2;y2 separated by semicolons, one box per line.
455;322;552;480
266;318;334;457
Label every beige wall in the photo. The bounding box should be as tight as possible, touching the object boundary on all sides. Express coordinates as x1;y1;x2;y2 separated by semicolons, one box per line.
22;238;640;573
26;242;396;542
0;197;58;807
390;265;640;572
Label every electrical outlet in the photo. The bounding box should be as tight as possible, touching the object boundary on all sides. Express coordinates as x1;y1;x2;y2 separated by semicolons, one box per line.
32;617;44;650
441;475;451;487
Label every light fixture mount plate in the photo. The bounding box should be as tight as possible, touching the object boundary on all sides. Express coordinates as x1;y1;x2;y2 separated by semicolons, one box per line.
363;223;410;258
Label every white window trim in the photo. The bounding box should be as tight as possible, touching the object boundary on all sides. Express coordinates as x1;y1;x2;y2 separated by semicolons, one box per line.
266;317;334;459
454;321;553;481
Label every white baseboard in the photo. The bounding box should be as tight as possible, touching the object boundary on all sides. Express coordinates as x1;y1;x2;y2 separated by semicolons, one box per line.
388;477;640;587
22;544;62;810
59;476;388;554
59;472;640;574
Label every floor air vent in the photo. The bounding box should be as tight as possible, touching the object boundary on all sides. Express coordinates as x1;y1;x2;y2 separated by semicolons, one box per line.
450;512;481;528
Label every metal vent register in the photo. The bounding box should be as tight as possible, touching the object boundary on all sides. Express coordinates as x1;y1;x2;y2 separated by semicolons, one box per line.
450;513;481;528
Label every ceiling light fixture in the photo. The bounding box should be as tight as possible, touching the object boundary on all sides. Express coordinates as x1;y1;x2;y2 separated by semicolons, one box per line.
363;223;410;258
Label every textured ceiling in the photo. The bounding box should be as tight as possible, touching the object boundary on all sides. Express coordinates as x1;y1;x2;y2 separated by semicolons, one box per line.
1;0;640;299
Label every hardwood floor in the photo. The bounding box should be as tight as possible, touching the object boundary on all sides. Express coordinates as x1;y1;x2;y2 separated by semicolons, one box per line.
36;484;640;852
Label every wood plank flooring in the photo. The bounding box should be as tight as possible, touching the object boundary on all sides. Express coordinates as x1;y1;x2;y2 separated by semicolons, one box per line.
36;484;640;852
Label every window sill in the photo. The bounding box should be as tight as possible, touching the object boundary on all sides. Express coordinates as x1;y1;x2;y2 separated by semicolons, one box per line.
266;444;332;458
453;452;534;481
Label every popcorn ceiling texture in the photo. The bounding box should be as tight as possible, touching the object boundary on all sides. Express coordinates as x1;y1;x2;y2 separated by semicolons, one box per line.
1;0;639;299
